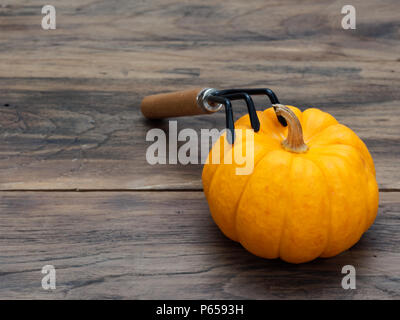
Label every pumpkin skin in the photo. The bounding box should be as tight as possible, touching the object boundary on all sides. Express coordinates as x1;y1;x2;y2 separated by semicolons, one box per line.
202;106;379;264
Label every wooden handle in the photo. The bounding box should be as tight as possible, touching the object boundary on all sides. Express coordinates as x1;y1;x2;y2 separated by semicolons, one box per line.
141;88;211;119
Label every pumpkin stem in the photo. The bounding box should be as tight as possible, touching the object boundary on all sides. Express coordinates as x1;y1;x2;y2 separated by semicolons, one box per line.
274;104;308;153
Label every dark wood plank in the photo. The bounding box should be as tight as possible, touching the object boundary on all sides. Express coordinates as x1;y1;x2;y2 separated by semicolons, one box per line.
1;94;398;190
0;0;400;190
0;191;398;299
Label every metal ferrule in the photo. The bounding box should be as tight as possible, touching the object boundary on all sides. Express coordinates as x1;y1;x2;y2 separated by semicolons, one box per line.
196;88;223;113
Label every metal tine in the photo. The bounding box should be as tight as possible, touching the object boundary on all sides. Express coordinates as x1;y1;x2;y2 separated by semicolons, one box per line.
206;95;235;144
219;92;260;132
240;88;287;126
216;88;287;127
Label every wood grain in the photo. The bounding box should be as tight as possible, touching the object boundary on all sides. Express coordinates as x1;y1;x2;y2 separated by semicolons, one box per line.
0;0;399;300
0;191;399;299
0;0;399;190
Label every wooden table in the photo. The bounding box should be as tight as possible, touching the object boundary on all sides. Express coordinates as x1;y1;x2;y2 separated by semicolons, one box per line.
0;0;399;299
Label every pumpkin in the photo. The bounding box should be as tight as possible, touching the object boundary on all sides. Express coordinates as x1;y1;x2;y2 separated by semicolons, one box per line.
202;105;379;263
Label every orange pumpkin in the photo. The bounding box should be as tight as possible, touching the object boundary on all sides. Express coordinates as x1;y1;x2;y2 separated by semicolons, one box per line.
202;105;379;263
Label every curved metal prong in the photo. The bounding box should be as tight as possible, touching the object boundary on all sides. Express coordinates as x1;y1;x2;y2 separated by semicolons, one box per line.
219;92;260;132
215;88;287;127
207;95;235;144
240;88;287;127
